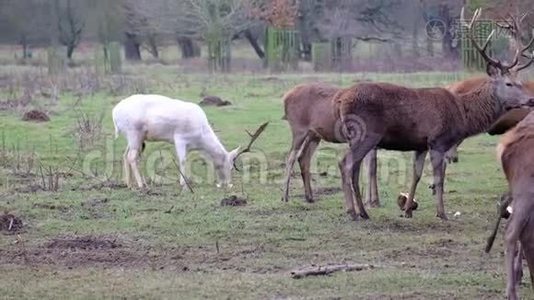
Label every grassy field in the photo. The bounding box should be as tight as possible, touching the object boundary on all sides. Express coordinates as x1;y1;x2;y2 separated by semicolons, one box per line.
0;64;532;299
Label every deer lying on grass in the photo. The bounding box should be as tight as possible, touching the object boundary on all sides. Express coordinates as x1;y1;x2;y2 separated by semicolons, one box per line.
496;111;534;300
281;82;457;206
112;94;267;189
334;8;534;220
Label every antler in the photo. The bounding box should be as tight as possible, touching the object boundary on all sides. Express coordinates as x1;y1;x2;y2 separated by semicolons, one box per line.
460;7;504;70
496;12;534;71
233;122;269;170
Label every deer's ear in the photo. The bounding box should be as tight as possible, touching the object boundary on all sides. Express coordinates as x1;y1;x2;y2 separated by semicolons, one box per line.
229;146;241;161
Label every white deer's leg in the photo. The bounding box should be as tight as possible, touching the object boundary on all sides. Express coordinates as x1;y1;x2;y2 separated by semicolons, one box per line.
173;139;187;187
122;146;132;187
125;132;144;189
127;148;144;188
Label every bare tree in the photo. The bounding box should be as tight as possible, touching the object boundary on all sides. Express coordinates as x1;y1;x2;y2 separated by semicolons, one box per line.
55;0;85;60
0;0;50;59
318;0;403;43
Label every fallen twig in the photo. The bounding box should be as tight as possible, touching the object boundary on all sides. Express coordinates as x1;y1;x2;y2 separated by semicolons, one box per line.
290;263;374;279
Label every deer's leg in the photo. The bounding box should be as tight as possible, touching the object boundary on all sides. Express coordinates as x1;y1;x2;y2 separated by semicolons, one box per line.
339;153;359;220
122;146;132;187
445;144;459;163
340;136;380;220
429;149;447;220
363;148;379;207
522;240;534;294
126;148;144;189
173;138;188;187
403;150;427;218
125;132;144;189
298;137;320;203
505;218;522;300
513;243;523;288
282;133;309;202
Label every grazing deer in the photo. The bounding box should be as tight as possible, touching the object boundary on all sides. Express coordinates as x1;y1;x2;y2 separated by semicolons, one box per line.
496;111;534;300
112;94;267;189
334;8;534;220
281;82;457;206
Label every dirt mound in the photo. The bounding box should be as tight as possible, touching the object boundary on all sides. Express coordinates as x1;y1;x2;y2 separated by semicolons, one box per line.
199;96;231;107
47;236;120;250
0;213;23;234
221;195;247;206
22;110;50;122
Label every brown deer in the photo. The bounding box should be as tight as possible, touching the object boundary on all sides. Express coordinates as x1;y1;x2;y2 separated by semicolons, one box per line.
496;111;534;300
334;8;534;220
281;82;458;206
281;82;382;204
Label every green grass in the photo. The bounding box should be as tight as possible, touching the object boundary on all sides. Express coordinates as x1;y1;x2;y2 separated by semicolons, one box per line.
0;67;532;299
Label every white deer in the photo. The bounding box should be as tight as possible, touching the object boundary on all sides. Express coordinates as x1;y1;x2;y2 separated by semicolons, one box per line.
112;94;267;189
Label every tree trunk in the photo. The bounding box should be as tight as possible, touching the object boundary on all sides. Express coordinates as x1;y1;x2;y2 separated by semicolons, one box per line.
177;37;200;59
439;4;459;59
20;35;30;59
244;29;265;59
147;35;159;58
124;32;141;61
67;44;75;59
301;41;312;61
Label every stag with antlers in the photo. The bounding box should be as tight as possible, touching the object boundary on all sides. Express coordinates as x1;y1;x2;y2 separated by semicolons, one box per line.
112;94;268;189
333;8;534;220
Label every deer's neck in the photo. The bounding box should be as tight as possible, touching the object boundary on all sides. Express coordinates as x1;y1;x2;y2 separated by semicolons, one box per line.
458;82;504;138
200;125;228;165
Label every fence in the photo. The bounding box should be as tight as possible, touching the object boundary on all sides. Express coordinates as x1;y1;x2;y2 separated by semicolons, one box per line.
264;27;299;72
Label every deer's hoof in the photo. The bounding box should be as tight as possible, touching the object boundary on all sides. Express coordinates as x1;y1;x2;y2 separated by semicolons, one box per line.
369;200;381;208
436;212;448;220
348;210;359;221
403;210;413;218
360;211;370;220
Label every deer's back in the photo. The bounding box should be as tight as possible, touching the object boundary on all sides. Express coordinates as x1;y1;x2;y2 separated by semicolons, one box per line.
283;82;342;142
113;94;208;142
335;82;464;151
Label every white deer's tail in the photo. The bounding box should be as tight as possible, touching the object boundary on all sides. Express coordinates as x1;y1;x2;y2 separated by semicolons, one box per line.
112;113;120;139
114;123;119;139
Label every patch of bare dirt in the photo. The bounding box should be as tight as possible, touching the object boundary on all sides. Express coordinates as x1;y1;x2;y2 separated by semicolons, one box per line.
32;202;70;212
22;109;50;122
221;195;247;206
0;235;271;273
199;95;231;107
0;212;23;234
0;235;187;270
47;236;120;250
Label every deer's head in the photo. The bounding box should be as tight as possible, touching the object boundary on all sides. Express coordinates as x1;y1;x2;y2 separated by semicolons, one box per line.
462;8;534;111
